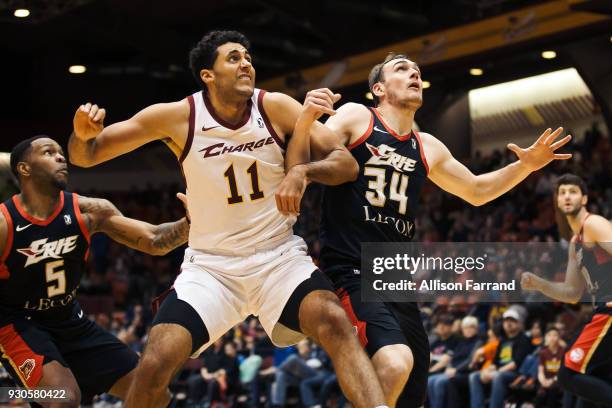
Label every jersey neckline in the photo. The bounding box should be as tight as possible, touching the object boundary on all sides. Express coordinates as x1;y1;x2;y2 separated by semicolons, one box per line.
372;108;413;141
12;191;65;226
202;91;253;130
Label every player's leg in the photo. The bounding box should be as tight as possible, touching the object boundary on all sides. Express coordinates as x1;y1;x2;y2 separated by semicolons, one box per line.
558;311;612;405
389;302;429;408
0;319;80;408
51;303;140;403
124;255;243;408
258;238;386;408
337;283;413;406
296;286;387;408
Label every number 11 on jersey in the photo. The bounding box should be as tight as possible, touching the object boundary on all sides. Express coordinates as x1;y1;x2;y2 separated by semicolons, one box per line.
224;161;264;205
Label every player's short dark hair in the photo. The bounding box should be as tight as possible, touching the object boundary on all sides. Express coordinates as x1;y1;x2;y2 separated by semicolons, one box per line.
435;313;455;326
189;30;251;91
10;135;48;181
368;53;410;107
556;173;588;195
545;326;560;335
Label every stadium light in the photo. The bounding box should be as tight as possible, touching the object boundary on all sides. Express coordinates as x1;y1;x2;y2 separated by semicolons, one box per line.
69;65;87;74
365;92;373;100
422;81;431;89
14;9;30;18
470;68;483;76
541;50;557;59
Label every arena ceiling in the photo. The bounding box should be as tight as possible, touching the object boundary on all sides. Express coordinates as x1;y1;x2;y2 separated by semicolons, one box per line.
0;0;610;150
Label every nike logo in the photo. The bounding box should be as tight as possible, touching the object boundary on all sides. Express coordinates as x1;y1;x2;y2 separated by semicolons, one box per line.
202;125;221;132
16;224;32;232
78;310;84;319
373;126;389;134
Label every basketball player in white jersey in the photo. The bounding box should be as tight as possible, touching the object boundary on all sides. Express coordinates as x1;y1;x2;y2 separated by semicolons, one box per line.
281;54;573;408
68;31;388;408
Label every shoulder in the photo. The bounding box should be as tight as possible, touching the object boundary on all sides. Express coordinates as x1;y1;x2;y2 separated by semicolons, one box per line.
326;103;372;145
260;91;301;112
77;195;120;218
584;214;612;241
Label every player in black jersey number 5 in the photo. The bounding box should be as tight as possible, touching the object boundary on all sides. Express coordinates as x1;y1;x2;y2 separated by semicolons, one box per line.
0;135;189;406
281;54;573;408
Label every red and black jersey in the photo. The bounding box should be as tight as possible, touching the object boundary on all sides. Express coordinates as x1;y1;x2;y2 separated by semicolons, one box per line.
319;107;429;272
0;191;90;321
576;213;612;304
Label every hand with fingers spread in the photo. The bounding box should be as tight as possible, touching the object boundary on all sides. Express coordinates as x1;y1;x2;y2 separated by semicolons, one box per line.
507;127;572;171
275;165;308;216
300;88;342;123
73;102;106;141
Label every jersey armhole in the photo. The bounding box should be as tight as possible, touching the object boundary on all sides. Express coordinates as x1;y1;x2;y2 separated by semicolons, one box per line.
72;193;91;244
0;204;13;263
257;90;285;149
347;110;374;151
413;130;430;175
179;94;196;164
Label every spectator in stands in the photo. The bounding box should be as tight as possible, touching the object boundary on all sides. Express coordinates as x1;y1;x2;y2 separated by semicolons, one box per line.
299;346;335;408
469;309;533;408
428;316;481;408
429;314;458;374
535;327;565;408
270;340;324;408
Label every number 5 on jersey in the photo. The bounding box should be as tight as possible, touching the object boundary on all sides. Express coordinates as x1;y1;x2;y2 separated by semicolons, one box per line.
224;161;264;205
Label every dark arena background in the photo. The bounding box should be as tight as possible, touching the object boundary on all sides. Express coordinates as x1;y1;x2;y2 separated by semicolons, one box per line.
0;1;611;407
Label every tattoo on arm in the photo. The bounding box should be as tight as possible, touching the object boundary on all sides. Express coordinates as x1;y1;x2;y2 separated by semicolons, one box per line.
151;219;189;252
79;196;122;233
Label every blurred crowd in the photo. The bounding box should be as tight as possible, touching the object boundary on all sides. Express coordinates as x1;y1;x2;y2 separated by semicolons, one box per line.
0;122;610;407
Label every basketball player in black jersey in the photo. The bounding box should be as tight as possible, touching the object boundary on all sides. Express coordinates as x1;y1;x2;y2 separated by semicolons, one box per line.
0;135;189;407
280;53;572;407
522;174;612;406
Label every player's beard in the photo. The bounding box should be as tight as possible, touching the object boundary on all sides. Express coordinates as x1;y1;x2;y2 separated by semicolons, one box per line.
52;176;68;190
562;203;582;217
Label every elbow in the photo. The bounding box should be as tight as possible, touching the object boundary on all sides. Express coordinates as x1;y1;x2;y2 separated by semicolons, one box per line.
69;156;95;168
347;159;360;182
467;196;487;207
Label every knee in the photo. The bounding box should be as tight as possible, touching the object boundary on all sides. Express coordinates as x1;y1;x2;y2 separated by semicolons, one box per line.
310;300;352;343
380;350;413;386
469;371;481;386
138;351;179;390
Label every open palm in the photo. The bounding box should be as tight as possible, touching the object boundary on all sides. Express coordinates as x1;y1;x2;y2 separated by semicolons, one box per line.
507;127;572;171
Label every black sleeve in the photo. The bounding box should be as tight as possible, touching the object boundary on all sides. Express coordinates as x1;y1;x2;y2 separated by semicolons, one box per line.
511;335;533;368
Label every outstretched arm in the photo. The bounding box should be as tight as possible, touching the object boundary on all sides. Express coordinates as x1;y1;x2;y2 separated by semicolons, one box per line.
521;237;585;303
79;195;189;256
69;101;189;167
427;128;571;206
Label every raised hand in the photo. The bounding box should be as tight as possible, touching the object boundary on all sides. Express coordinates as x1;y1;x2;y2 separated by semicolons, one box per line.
73;102;106;141
300;88;342;122
507;127;572;172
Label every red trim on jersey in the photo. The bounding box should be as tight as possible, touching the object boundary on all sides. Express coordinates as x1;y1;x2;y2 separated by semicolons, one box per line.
0;204;13;279
179;95;196;164
12;192;64;226
413;130;430;175
347;111;374;151
372;108;413;141
0;324;44;388
335;288;368;348
257;90;285;149
564;313;612;373
72;193;91;261
203;91;252;130
72;194;91;244
0;204;13;262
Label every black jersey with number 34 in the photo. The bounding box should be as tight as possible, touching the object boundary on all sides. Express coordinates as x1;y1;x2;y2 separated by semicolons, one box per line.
0;191;90;321
320;108;429;270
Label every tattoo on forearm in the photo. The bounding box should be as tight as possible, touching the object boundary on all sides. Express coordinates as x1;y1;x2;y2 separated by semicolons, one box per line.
152;219;189;251
107;226;143;247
